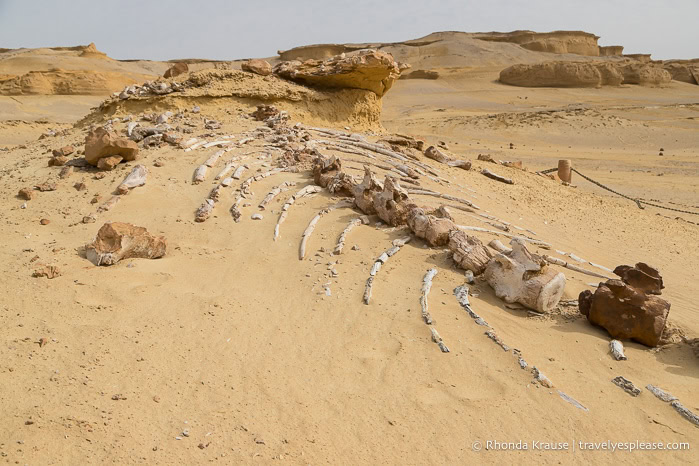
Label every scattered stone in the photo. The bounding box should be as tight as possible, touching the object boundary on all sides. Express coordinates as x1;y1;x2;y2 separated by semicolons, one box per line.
163;62;189;78
111;394;126;401
242;59;273;76
35;182;57;192
117;164;147;194
153;159;165;167
48;155;68;166
38;337;48;348
40;218;50;225
94;172;106;180
53;145;74;157
18;188;33;200
59;166;73;179
85;222;167;266
84;127;139;166
251;214;263;220
32;265;61;279
74;182;86;191
97;155;123;171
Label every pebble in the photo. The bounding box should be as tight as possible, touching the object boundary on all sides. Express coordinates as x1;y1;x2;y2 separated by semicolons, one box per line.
182;429;190;437
40;218;50;225
251;214;263;220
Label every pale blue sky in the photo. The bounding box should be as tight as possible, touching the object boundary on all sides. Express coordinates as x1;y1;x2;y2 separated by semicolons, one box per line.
1;0;697;60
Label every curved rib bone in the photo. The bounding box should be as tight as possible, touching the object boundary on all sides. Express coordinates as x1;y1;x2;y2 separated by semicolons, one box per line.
273;185;323;240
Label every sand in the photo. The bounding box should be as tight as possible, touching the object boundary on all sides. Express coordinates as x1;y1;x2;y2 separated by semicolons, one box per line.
0;34;697;464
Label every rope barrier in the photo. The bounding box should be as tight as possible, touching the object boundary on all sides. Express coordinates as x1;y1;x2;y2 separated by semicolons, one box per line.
537;166;699;216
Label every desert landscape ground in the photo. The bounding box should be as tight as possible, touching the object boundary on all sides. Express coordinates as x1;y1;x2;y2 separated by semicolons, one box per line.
0;30;698;464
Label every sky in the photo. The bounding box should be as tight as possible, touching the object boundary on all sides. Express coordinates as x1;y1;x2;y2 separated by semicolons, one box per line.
1;0;697;61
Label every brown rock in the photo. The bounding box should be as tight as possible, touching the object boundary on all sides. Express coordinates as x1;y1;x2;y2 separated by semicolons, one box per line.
39;218;50;225
477;154;495;163
400;69;440;80
91;194;102;204
94;172;106;180
84;127;139;166
18;188;33;200
48;155;68;166
449;230;492;274
35;182;57;192
163;62;189;78
97;155;123;171
274;49;403;97
74;182;87;191
162;132;182;145
53;145;74;157
372;176;415;226
85;222;167;266
32;265;61;279
59;166;73;179
579;279;670;347
241;59;273;76
614;263;664;295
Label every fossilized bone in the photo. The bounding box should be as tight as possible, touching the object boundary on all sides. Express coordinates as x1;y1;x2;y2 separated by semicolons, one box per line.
259;181;296;210
117;164;147;195
609;340;627;361
273;185;323;240
193;165;207;184
484;239;566;313
481;168;514;184
453;285;489;326
420;269;438;324
430;328;450;353
407;189;480;210
299;201;352;260
363;236;411;304
334;218;362;255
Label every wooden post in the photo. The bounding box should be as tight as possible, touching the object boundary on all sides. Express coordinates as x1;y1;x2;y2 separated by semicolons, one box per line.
558;160;572;184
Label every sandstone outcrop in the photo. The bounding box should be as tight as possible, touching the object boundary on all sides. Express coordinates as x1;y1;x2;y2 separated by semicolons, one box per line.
274;49;403;97
85;222;167;266
476;30;601;56
599;45;624;56
663;61;699;84
84;127;139;166
242;59;273;76
499;61;670;88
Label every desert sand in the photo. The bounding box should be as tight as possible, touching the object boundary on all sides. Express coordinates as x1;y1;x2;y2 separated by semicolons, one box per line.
0;33;697;465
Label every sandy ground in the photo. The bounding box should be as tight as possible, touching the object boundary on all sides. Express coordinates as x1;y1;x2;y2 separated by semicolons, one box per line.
0;44;698;464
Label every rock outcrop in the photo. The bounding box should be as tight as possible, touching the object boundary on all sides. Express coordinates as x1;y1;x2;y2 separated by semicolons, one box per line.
84;127;139;166
499;61;670;88
274;49;403;97
476;30;601;56
663;61;699;84
599;45;624;56
85;222;167;266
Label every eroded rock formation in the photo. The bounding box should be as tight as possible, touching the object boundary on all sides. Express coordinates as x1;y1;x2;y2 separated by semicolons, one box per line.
274;49;404;97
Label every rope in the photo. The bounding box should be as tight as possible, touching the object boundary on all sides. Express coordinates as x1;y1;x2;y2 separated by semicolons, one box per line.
539;166;699;215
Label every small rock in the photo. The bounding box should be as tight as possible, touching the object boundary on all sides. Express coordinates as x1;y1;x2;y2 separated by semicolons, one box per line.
152;395;160;403
38;337;48;347
111;394;126;400
40;218;50;225
352;245;359;251
59;166;73;179
48;155;68;167
97;155;123;171
74;182;86;191
464;270;475;284
251;214;263;220
254;438;265;445
18;188;33;200
153;159;165;167
35;182;57;192
53;145;74;157
182;429;190;437
94;172;106;180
